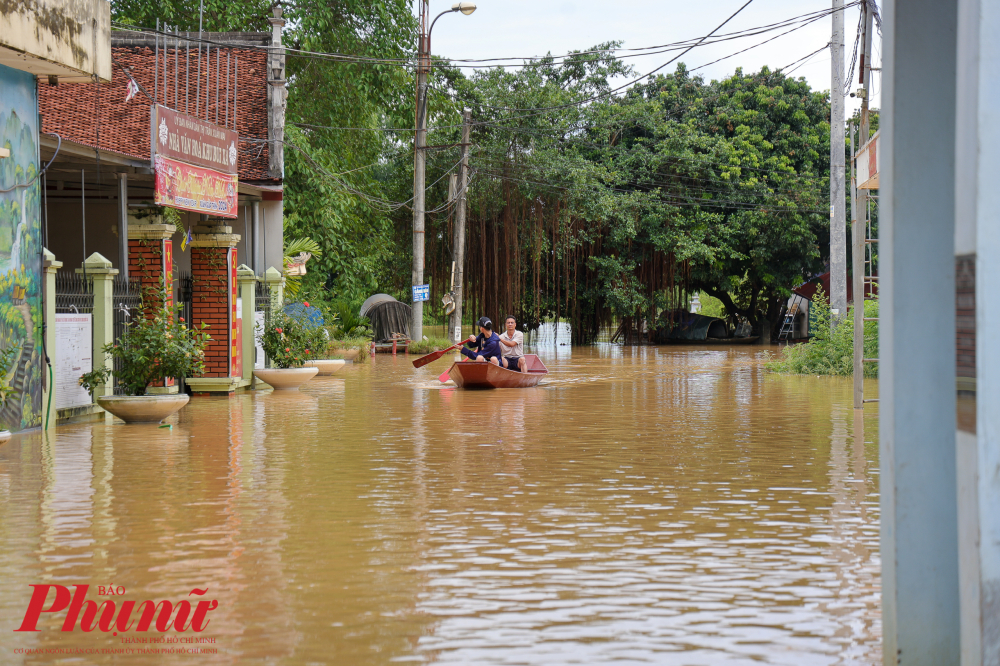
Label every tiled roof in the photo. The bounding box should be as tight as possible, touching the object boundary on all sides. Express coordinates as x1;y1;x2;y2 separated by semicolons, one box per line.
39;41;278;183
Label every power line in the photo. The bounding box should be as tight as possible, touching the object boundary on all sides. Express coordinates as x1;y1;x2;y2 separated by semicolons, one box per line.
111;5;859;71
781;43;831;76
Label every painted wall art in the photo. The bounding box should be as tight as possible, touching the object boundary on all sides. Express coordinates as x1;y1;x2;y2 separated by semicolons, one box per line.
0;64;43;430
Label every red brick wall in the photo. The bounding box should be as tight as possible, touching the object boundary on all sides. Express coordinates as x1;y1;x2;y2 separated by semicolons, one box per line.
956;255;975;381
128;238;166;310
191;247;232;378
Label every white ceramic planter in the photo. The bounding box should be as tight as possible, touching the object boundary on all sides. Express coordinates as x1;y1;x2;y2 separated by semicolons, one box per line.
253;366;319;390
0;430;12;444
97;394;190;424
304;359;347;376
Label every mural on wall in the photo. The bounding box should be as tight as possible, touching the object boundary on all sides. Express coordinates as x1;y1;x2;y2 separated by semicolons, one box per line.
0;64;43;430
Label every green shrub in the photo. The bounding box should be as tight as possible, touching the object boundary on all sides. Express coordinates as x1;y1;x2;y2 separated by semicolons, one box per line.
407;336;454;355
697;291;728;319
767;287;878;377
79;291;211;397
258;310;325;369
326;336;372;364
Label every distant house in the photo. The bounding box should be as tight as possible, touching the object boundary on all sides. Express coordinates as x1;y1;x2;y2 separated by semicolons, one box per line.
785;271;879;339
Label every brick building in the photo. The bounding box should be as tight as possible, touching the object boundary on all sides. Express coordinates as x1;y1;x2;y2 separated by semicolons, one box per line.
37;15;288;396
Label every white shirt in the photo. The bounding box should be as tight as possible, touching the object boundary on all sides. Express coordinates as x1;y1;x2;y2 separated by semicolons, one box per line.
501;330;523;357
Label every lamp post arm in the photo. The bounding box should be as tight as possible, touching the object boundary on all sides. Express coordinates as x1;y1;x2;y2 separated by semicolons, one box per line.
427;9;457;55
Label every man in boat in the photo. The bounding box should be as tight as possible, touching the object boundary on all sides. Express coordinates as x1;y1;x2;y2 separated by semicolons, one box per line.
461;317;503;365
499;315;525;372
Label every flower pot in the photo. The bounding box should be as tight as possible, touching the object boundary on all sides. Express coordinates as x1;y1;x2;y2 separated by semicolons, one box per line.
330;349;360;362
0;430;12;444
304;359;346;376
253;366;319;390
97;394;190;424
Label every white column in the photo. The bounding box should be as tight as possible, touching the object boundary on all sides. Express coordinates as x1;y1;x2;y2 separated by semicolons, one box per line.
881;0;961;663
973;0;1000;660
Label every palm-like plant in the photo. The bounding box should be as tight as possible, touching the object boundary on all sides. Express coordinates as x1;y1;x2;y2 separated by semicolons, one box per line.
283;236;322;298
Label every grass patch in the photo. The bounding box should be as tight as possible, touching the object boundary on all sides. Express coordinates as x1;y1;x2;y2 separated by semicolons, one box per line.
326;336;372;364
766;287;878;377
407;337;455;355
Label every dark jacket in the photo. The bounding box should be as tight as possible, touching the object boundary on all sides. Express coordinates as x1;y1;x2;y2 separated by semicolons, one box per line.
461;332;502;360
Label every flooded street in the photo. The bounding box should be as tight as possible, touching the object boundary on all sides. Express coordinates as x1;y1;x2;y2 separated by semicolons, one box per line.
0;346;881;665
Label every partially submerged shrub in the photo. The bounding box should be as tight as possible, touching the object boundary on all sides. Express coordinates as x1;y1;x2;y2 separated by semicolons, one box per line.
767;287;878;377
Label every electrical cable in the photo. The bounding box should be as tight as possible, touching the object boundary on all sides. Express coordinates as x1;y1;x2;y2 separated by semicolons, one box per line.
781;43;833;76
111;6;859;70
691;13;829;72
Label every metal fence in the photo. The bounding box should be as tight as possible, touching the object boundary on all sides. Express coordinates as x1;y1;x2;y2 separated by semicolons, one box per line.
111;276;143;395
54;273;94;314
255;280;271;320
177;272;193;328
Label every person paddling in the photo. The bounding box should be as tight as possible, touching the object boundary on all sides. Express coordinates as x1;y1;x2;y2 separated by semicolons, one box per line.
499;315;525;372
461;317;503;365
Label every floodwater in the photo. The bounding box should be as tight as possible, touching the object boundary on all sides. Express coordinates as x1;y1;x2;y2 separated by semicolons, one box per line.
0;345;881;665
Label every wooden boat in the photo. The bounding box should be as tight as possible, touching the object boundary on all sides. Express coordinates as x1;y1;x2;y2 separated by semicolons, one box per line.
662;336;759;345
447;354;548;389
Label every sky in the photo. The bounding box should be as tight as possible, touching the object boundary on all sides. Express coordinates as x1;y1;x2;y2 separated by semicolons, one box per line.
420;0;881;120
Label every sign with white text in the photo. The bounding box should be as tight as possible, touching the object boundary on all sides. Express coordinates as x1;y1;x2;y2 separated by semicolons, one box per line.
55;314;92;410
412;284;430;302
151;104;238;175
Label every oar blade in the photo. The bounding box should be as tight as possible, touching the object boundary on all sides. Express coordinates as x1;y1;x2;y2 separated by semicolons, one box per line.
438;368;452;383
411;349;444;368
412;341;461;368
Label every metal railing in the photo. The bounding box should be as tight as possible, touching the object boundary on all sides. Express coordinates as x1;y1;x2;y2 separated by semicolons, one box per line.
54;273;94;314
255;280;271;321
111;276;143;395
177;272;193;329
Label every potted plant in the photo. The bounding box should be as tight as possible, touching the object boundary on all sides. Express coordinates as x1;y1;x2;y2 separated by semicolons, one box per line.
0;344;18;442
254;306;321;390
79;291;211;423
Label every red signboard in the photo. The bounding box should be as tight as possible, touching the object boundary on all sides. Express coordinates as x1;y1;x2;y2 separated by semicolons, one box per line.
230;248;240;378
163;239;174;308
151;104;238;175
154;155;238;218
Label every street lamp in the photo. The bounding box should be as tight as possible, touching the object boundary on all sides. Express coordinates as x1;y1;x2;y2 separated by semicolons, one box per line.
411;1;476;343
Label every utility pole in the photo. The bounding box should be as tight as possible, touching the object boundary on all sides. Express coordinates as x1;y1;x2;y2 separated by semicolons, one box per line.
450;109;471;343
859;0;874;144
411;0;430;342
830;0;847;327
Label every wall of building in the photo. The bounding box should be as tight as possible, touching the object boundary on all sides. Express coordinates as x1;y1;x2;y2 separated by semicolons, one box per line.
0;64;44;431
262;199;283;274
0;0;111;83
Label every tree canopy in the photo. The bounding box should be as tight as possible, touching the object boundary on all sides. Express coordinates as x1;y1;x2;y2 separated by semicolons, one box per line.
109;2;836;340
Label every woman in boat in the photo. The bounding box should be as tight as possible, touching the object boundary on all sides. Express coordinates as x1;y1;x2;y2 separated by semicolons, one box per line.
461;317;503;365
499;315;525;372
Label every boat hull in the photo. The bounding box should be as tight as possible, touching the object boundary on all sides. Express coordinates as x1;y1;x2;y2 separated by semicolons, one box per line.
447;354;548;389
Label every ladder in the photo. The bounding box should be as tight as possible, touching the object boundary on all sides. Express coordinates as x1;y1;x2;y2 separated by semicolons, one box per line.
778;300;800;342
852;121;879;409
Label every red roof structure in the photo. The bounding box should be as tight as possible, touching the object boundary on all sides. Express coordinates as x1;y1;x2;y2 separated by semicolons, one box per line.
39;34;277;184
793;271;878;302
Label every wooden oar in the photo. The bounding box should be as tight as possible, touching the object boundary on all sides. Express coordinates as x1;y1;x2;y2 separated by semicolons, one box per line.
412;341;462;368
438;368;452;383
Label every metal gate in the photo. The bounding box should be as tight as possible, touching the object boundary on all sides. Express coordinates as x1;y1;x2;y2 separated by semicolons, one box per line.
54;273;94;314
111;276;143;395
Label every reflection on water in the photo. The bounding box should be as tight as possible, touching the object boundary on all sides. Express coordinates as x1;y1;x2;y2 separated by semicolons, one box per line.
0;346;881;664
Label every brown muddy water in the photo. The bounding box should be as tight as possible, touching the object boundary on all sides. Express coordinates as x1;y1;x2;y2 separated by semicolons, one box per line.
0;346;881;665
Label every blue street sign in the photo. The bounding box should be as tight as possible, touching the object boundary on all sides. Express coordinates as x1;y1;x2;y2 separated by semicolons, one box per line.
412;284;430;302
